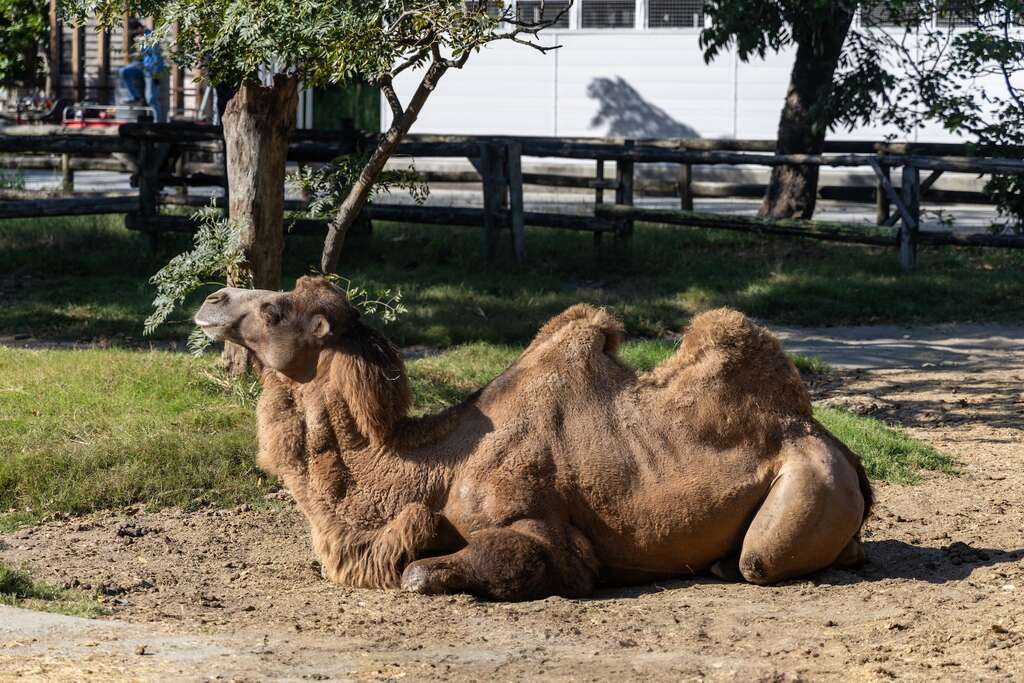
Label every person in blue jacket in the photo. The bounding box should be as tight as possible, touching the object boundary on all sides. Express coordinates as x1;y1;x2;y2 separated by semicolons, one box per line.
118;21;166;121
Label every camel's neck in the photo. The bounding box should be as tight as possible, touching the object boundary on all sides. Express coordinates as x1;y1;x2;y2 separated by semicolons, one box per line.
256;345;459;521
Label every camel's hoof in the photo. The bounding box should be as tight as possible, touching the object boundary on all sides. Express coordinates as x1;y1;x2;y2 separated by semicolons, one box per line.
709;556;743;582
401;563;442;594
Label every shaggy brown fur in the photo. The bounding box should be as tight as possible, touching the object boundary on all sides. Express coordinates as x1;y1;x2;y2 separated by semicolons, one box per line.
195;276;872;600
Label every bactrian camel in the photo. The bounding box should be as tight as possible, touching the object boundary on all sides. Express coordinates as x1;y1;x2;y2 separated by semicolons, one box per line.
195;276;872;601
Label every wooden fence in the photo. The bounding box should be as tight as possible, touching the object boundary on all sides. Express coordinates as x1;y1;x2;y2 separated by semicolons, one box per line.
2;123;1023;270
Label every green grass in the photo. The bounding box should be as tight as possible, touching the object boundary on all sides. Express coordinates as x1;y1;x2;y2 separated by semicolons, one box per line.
1;214;1022;345
813;407;954;484
0;348;264;525
0;342;949;530
0;562;105;617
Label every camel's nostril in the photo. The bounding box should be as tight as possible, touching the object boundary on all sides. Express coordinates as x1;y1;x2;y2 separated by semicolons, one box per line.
205;292;227;305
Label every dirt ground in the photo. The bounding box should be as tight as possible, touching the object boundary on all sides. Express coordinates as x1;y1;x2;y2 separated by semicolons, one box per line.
2;331;1023;682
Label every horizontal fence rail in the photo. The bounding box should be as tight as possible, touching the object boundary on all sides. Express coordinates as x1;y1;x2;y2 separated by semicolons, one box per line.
2;124;1024;270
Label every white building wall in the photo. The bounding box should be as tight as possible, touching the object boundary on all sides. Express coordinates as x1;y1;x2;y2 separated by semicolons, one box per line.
385;5;1009;144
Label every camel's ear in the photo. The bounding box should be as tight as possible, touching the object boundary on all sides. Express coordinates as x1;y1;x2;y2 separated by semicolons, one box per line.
309;314;331;340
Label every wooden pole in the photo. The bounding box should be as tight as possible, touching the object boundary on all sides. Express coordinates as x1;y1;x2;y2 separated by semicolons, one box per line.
174;153;188;199
506;142;526;264
60;153;73;194
48;0;61;99
594;159;605;248
900;164;920;271
479;142;506;262
678;163;693;211
137;139;166;250
614;141;635;251
875;163;890;225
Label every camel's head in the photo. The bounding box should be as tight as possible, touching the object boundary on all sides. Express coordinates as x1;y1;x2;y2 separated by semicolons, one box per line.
194;276;359;381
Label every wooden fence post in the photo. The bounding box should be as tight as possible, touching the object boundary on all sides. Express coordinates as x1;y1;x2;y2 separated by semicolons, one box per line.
876;163;891;225
900;164;920;271
678;163;693;211
174;152;188;199
60;153;73;194
506;141;526;264
137;139;165;249
615;140;635;252
594;159;605;248
479;142;506;262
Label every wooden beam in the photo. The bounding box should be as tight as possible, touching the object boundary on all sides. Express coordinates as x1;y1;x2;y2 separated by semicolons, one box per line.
869;159;916;229
917;231;1024;249
0;196;139;219
0;134;139;154
594;205;899;247
920;169;944;194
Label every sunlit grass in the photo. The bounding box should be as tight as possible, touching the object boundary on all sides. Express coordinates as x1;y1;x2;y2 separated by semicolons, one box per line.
0;562;105;617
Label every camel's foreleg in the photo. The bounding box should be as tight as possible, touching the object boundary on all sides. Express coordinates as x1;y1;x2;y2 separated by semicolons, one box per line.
317;503;464;589
400;519;598;601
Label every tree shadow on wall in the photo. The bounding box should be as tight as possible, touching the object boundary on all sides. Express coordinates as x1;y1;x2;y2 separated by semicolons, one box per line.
587;76;699;139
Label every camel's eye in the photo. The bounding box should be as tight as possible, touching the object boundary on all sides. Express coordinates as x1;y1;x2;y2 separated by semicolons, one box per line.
260;302;283;326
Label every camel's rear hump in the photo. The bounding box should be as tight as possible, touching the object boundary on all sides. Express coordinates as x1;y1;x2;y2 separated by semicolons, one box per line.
651;308;812;419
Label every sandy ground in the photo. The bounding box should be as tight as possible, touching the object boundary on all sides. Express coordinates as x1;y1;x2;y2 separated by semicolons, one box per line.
1;326;1023;682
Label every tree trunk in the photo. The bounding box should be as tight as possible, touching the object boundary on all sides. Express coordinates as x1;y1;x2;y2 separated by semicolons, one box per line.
321;63;447;273
219;74;299;374
761;7;855;219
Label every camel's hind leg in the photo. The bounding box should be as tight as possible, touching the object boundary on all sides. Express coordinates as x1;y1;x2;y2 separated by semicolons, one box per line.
738;448;866;585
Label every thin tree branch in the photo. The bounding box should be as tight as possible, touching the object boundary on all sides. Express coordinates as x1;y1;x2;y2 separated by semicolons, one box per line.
380;79;404;118
392;46;432;79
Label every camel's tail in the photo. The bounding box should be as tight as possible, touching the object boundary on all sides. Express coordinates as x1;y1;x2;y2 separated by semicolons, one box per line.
832;433;875;523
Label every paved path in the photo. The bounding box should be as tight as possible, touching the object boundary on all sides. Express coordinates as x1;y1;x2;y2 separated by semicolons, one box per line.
0;606;361;682
772;322;1024;371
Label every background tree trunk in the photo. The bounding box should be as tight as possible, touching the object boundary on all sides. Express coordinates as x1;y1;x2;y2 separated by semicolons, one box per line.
219;74;299;374
761;7;855;219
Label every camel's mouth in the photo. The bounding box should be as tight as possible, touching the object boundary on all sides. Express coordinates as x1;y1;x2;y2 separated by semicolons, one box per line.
193;318;228;341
